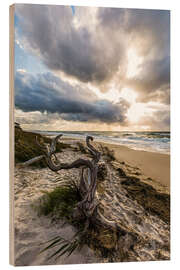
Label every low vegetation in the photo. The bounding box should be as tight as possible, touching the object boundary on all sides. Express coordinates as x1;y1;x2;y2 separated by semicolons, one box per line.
34;164;118;261
35;184;121;261
35;185;82;223
15;127;70;167
100;144;115;161
16;127;170;262
121;177;170;224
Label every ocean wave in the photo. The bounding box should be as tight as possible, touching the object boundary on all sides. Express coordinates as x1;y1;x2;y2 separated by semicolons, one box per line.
33;130;170;154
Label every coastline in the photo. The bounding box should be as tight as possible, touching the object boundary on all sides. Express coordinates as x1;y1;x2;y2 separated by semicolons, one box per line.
61;136;170;193
28;130;170;155
101;142;170;192
14;129;170;265
23;130;170;191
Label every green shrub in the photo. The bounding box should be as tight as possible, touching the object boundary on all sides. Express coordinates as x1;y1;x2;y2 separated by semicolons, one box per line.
36;185;81;221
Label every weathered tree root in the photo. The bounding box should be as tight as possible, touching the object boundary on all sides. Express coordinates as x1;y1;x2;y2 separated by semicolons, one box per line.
19;134;101;220
18;134;120;238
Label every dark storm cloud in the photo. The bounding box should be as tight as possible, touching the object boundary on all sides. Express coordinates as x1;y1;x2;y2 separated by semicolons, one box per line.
98;8;170;57
62;99;129;123
15;4;170;104
15;71;129;123
126;9;170;59
15;4;125;84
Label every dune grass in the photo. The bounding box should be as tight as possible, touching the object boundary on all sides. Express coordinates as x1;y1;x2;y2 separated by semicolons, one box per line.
15;127;70;167
34;180;120;261
121;177;170;224
34;184;82;222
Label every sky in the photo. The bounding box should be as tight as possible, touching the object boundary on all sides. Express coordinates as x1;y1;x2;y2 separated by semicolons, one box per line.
14;4;170;131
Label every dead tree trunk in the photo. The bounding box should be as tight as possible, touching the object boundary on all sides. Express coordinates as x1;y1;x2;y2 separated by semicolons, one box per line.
44;135;101;219
19;134;101;220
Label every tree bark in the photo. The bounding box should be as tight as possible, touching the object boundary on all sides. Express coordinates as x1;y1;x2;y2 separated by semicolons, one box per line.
18;134;101;221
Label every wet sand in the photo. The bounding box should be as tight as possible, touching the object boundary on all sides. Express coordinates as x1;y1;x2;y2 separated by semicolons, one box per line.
101;143;170;191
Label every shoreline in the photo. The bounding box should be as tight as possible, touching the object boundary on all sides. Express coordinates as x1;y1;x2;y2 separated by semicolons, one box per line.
60;136;170;192
25;130;170;155
63;136;170;155
23;130;170;191
102;142;170;191
13;128;170;264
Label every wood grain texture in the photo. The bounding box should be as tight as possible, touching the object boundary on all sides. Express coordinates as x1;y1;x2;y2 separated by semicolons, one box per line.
9;4;15;266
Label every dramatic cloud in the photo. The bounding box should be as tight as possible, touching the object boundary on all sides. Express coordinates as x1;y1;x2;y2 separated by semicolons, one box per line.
98;7;170;103
126;57;170;104
15;5;170;105
138;109;170;131
98;8;170;57
15;71;129;124
14;5;170;131
15;109;53;125
15;4;125;86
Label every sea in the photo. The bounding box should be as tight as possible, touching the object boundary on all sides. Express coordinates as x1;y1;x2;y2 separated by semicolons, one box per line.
34;130;170;155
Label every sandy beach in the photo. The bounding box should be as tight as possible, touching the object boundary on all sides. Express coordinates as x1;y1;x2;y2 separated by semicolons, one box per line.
13;130;170;265
11;4;171;266
60;135;170;191
100;142;170;192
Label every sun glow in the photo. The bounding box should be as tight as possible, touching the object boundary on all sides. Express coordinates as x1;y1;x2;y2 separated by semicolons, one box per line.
120;87;137;104
127;103;153;123
126;47;143;78
120;87;151;124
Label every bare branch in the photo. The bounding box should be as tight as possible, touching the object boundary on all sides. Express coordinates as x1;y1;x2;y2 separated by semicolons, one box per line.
45;157;93;172
16;155;44;168
86;136;101;163
49;134;63;156
17;134;103;222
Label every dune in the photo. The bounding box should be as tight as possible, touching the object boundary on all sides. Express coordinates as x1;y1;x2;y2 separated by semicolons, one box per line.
12;130;170;265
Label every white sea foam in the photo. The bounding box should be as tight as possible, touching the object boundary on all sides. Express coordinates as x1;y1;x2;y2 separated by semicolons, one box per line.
34;130;170;154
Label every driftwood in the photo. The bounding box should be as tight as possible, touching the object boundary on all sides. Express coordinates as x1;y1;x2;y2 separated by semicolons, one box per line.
44;135;101;219
17;134;125;260
17;133;119;243
18;134;101;221
16;155;44;168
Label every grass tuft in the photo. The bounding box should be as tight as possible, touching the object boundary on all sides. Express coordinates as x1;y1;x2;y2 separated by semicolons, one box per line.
36;182;119;261
35;185;82;222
